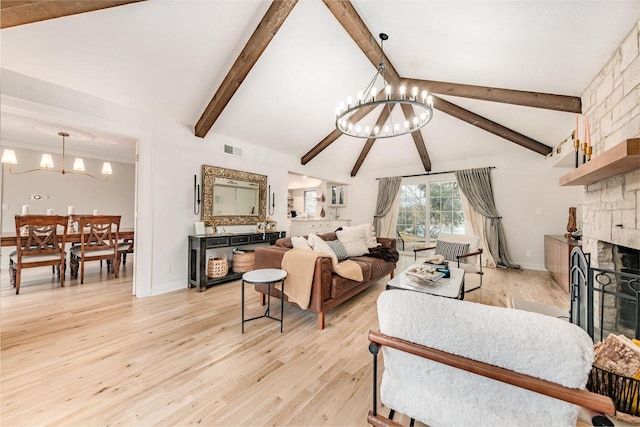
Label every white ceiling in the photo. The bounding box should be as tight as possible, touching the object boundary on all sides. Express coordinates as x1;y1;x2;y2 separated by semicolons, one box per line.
1;0;638;174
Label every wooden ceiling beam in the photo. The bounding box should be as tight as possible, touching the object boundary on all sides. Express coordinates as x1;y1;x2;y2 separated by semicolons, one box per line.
301;103;378;165
1;0;144;29
350;104;395;177
433;95;552;155
404;78;581;113
401;104;432;171
194;0;297;138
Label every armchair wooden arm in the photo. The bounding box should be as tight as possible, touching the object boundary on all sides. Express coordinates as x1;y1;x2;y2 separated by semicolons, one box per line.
413;245;436;260
367;330;615;427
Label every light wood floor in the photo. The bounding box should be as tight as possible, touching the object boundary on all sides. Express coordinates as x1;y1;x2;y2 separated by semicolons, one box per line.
0;256;569;426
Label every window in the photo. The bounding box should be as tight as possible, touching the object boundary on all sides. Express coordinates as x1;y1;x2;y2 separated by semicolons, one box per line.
429;181;465;238
304;190;317;214
396;180;465;251
396;184;427;249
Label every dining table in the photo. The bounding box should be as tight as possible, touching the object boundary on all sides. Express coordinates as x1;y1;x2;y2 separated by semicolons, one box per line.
0;228;135;247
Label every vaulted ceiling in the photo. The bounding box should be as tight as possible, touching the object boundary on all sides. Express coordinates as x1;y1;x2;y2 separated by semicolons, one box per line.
2;0;639;175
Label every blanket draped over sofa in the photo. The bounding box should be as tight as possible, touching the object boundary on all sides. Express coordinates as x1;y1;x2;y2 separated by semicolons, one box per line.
254;232;397;329
280;248;365;309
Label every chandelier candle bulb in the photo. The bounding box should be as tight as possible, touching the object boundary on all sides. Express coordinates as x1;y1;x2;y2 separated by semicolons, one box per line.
413;117;419;128
422;90;428;102
386;85;392;99
394;123;400;134
412;87;418;99
404;121;410;131
400;86;406;99
365;126;370;135
347;96;353;108
356;125;361;136
374;126;380;135
371;87;376;101
427;95;434;108
357;91;363;104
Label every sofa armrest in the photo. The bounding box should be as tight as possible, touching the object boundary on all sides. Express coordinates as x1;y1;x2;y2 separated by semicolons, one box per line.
377;237;397;250
254;246;289;269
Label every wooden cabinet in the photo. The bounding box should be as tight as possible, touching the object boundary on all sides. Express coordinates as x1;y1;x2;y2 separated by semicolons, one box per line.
290;220;351;237
544;235;581;292
188;231;285;292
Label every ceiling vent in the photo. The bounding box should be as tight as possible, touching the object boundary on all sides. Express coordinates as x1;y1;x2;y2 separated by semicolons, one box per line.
223;144;243;158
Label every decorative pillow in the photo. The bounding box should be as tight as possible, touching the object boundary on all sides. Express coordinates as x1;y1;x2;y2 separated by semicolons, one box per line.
307;233;338;265
362;223;379;248
291;236;311;250
326;240;349;261
336;227;369;257
435;241;470;263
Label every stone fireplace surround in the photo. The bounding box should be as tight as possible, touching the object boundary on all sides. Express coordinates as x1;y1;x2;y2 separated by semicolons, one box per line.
578;22;639;266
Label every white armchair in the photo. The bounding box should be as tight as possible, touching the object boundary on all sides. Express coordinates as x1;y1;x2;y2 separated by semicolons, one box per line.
414;233;483;292
368;290;615;427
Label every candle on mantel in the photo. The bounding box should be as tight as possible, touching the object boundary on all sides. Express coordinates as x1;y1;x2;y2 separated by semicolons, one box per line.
585;117;593;160
574;114;580;151
21;205;30;215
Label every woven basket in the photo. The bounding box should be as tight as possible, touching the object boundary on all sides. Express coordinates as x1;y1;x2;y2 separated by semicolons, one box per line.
207;256;228;278
587;365;640;423
232;250;255;273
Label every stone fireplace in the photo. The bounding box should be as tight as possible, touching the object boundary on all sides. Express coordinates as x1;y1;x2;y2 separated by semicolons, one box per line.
568;22;640;340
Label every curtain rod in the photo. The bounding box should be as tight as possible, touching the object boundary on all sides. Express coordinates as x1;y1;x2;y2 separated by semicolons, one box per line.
376;166;496;180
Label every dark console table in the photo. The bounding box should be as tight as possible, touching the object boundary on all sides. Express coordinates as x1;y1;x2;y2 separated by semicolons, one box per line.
188;232;285;292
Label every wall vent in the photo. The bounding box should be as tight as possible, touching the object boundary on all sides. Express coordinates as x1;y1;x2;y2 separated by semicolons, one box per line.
223;144;243;158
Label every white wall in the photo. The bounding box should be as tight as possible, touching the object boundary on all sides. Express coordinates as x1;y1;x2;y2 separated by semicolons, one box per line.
350;149;582;270
1;70;352;296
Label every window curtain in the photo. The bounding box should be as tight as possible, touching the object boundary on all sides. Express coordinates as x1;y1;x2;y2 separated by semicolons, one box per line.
459;191;496;267
455;168;519;269
373;176;401;238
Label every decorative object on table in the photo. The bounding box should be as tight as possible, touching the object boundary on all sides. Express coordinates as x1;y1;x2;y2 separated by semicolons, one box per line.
565;207;578;239
193;174;201;215
256;221;266;233
265;220;277;231
207;256;228;278
232;249;255;273
92;209;100;215
334;33;433;140
46;208;55;215
405;265;445;282
67;207;76;233
1;131;113;182
193;221;206;235
424;254;445;265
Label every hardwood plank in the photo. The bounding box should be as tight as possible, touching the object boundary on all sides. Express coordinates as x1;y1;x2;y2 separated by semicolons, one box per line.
194;0;298;138
0;255;570;425
0;0;144;29
404;78;582;113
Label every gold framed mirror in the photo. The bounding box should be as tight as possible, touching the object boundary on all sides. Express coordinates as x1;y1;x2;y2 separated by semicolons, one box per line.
202;165;267;226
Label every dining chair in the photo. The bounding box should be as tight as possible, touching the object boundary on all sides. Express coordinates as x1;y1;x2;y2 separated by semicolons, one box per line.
69;215;122;284
9;214;68;294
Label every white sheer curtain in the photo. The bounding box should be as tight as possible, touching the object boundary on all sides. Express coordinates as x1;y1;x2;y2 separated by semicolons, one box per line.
379;191;400;238
460;192;496;267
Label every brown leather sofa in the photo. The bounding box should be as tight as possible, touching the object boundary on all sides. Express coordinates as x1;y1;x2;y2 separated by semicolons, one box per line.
253;232;397;329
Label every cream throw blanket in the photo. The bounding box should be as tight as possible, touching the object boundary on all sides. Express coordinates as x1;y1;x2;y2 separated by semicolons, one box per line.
280;248;363;309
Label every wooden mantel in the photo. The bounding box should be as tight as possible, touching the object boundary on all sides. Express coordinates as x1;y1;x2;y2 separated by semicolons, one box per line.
559;138;639;186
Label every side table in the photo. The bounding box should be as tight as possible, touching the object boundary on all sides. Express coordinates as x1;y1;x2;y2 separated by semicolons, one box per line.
241;268;287;333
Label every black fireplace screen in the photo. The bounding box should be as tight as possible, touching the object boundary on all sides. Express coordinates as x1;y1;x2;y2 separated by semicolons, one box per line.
569;246;640;341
